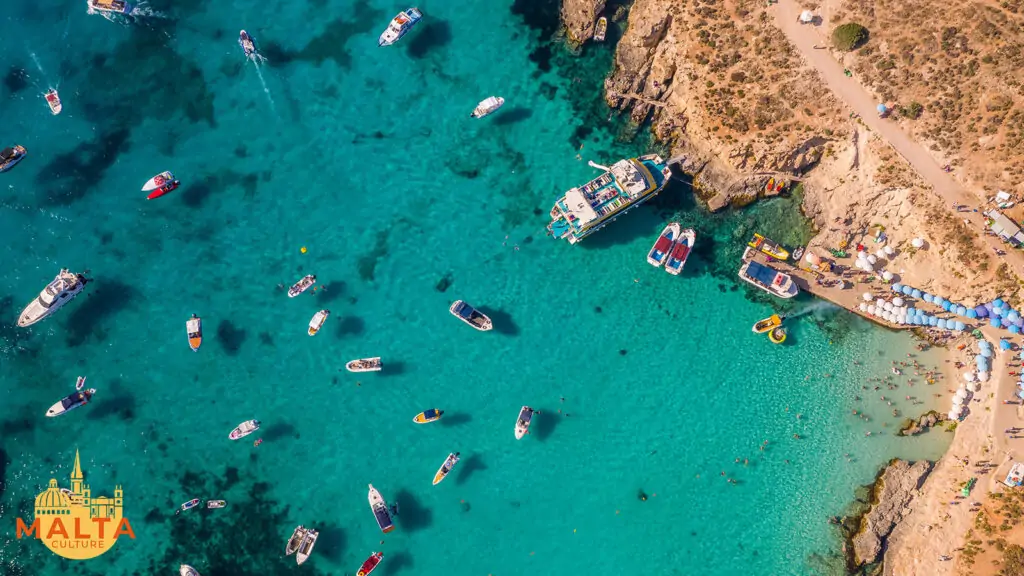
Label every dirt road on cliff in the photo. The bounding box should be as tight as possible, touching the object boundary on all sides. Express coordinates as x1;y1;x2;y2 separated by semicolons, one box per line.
773;0;1024;278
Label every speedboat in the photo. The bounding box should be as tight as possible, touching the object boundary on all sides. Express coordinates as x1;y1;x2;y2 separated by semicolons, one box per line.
748;233;790;261
206;500;226;509
308;309;330;336
412;409;443;424
143;171;180;200
346;357;382;372
368;484;395;533
296;527;319;565
738;248;799;299
285;525;307;555
88;0;133;15
186;314;202;351
0;145;27;173
594;16;608;41
432;452;460;485
18;269;88;327
378;7;423;47
449;300;492;331
288;274;316;297
514;406;534;439
239;30;260;61
470;96;505;119
664;227;695;275
229;419;261;440
647;223;680;267
45;89;62;115
752;314;783;334
179;565;200;576
768;326;787;344
46;388;96;417
175;498;200;515
356;552;384;576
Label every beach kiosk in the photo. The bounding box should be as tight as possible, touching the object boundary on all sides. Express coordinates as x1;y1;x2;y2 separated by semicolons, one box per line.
1005;462;1024;487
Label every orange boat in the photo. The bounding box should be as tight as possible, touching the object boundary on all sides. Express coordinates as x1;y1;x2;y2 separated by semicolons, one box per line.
186;314;202;351
764;177;775;193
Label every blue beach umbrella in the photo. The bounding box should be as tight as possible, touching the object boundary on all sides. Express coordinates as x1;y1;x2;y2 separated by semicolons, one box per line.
923;294;933;303
1002;339;1014;351
1018;390;1024;399
976;306;989;318
1011;310;1022;322
912;289;923;298
955;321;966;331
938;319;948;329
986;302;996;312
1011;325;1021;335
943;301;953;311
929;317;939;327
1015;318;1024;328
957;305;968;316
992;318;1003;328
908;307;917;317
982;348;993;358
996;298;1006;307
975;354;986;363
966;309;978;319
902;286;913;296
1004;318;1015;328
892;284;902;292
1019;350;1024;360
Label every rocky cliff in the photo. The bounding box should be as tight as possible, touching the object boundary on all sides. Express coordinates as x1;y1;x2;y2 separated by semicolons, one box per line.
850;459;933;568
601;0;848;209
561;0;605;47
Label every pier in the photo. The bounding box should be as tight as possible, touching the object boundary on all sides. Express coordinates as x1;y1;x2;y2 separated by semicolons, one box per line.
606;92;669;108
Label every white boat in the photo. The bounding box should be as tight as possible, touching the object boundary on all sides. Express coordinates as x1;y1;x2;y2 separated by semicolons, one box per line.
470;96;505;119
176;498;200;515
296;527;319;565
288;274;316;297
594;16;608;41
378;7;423;46
738;247;799;299
239;30;263;62
186;314;202;351
179;565;201;576
647;223;680;267
142;171;175;192
75;376;86;391
449;300;492;331
88;0;133;15
285;525;306;555
308;309;330;336
432;452;460;485
45;89;62;115
229;419;261;440
368;484;395;533
514;406;534;439
206;500;226;509
46;388;96;417
346;357;382;372
664;228;696;275
17;269;88;327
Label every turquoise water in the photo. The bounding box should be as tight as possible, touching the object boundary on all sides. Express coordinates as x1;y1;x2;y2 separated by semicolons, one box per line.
0;1;952;575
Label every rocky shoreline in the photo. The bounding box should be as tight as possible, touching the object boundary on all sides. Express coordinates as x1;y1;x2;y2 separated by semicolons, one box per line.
838;460;933;574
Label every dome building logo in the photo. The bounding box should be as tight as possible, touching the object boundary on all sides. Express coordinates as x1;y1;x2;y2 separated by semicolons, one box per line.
15;449;135;560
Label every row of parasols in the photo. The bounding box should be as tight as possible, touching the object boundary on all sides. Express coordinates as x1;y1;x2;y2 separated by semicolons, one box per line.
889;286;1024;333
1015;348;1024;401
858;294;968;330
952;340;996;421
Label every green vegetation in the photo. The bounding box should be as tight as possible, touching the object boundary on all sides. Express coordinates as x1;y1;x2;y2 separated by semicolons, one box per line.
1002;543;1024;576
905;102;923;119
832;23;869;51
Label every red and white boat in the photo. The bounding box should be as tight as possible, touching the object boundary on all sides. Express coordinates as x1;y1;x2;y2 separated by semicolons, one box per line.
646;223;680;267
44;89;62;115
143;171;180;200
356;552;384;576
664;228;696;275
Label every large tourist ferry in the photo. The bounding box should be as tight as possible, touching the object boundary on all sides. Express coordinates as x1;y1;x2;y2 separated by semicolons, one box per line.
547;155;672;244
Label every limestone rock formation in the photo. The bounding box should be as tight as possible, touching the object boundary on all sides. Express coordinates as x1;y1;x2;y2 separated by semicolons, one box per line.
852;460;933;567
561;0;605;47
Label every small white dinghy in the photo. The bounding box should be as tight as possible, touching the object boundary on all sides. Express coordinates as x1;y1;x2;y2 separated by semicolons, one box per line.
471;96;505;119
142;171;174;192
229;419;261;440
288;274;316;297
296;527;319;565
75;376;86;391
308;309;330;336
514;406;535;439
180;565;201;576
346;357;382;372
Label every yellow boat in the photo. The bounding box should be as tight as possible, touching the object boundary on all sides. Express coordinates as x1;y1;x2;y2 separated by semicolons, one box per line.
752;314;783;334
413;409;444;424
768;326;787;344
748;233;790;261
765;177;775;193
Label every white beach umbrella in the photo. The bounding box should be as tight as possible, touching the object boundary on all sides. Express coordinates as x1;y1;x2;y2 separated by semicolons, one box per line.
882;271;894;281
884;245;895;256
952;398;963;408
858;251;868;260
867;254;878;265
954;389;967;400
979;371;990;382
859;303;868;312
912;238;925;248
876;298;886;308
867;305;877;315
875;250;887;261
882;302;893;312
863;292;874;301
963;372;976;382
948;410;960;419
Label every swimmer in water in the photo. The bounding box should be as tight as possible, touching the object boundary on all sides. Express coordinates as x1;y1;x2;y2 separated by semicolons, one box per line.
254;438;263;447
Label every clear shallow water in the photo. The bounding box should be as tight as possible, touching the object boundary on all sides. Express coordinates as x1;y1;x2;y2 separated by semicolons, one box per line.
0;1;950;575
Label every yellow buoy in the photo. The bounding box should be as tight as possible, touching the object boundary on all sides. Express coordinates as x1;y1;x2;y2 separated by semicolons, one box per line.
300;246;307;254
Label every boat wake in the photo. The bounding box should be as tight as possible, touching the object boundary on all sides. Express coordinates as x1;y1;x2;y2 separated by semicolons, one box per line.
252;61;277;114
129;3;169;19
788;300;839;320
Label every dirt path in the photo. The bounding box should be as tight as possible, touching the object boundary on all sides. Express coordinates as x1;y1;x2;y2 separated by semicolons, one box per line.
772;0;1024;274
